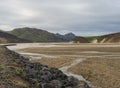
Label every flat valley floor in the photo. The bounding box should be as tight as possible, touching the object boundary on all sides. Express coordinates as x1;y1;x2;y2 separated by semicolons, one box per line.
8;43;120;88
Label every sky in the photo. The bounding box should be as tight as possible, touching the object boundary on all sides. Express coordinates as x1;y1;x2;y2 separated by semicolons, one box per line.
0;0;120;36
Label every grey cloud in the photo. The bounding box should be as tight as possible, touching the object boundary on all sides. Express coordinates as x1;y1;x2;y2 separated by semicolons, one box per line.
0;0;120;35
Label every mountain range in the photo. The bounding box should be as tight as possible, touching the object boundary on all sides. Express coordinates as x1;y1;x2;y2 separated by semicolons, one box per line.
8;27;76;42
0;27;120;43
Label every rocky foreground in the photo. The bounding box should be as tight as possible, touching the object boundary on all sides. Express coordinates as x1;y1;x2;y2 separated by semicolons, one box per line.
0;46;90;88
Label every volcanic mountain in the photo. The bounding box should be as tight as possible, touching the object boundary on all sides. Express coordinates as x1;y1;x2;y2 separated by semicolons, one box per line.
8;27;64;42
55;32;76;41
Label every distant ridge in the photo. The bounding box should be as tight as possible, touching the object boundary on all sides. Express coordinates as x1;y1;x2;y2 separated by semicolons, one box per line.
8;27;77;42
55;32;76;41
1;27;119;43
8;27;64;42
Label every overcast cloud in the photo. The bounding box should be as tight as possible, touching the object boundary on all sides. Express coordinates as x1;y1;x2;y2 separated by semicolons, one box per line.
0;0;120;36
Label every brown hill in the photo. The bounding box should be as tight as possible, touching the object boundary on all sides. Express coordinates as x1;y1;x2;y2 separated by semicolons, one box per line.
72;36;89;43
97;32;120;43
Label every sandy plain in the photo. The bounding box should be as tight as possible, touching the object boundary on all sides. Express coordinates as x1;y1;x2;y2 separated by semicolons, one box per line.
7;43;120;88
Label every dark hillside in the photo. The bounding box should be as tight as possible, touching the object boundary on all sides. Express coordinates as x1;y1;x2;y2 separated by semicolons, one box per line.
0;30;30;43
72;36;89;43
9;27;64;42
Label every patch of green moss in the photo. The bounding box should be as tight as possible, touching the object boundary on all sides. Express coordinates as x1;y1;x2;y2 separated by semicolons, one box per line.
84;36;98;42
